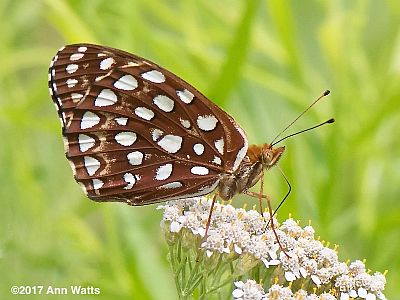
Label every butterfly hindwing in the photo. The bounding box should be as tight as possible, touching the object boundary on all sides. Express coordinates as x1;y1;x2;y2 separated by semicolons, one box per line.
49;44;248;205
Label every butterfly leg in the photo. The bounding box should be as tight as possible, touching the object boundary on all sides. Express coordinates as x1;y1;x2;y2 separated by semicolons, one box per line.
196;194;217;262
244;175;291;258
204;194;217;240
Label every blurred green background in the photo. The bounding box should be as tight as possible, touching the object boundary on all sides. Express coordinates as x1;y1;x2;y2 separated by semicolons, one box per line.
1;0;399;299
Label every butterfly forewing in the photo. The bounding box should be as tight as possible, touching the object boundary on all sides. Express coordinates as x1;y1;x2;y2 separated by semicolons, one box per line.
49;44;248;205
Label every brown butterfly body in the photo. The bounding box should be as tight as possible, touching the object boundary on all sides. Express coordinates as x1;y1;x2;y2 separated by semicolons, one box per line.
218;144;285;200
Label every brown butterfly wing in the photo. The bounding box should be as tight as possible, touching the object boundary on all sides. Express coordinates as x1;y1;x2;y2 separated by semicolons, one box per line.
49;44;248;205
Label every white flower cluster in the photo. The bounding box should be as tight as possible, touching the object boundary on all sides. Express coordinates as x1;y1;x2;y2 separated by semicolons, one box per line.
232;279;387;300
159;197;387;299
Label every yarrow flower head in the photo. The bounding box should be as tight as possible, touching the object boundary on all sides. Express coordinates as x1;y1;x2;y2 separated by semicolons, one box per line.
158;196;387;299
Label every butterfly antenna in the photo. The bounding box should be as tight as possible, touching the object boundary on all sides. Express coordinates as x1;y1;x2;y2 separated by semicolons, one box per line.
270;90;331;145
271;118;334;147
267;165;291;227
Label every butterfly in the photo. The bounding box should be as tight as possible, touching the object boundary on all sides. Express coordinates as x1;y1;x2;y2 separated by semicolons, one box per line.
48;43;292;207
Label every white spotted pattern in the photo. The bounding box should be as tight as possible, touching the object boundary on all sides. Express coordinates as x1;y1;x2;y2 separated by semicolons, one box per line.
92;179;104;190
153;95;174;112
84;156;100;176
99;57;115;70
212;156;222;165
70;53;84;61
155;163;173;180
190;166;209;176
127;151;144;165
135;107;154;120
151;128;164;141
115;132;137;146
66;78;78;88
141;70;165;83
157;135;183;154
114;75;138;90
197;114;218;131
66;64;78;74
180;118;191;129
159;181;182;189
193;143;204;155
78;46;87;52
232;126;249;171
233;145;248;171
78;134;95;152
115;117;128;126
94;89;118;107
81;111;100;129
177;89;194;104
71;93;83;102
214;138;224;155
123;173;136;189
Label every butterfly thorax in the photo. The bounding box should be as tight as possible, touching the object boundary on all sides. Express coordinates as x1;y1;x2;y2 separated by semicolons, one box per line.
218;144;285;201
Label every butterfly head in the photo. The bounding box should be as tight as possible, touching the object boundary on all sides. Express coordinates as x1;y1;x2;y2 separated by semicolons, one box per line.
261;144;285;169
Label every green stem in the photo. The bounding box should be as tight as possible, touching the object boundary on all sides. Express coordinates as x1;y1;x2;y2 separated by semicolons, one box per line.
204;276;236;297
182;249;203;296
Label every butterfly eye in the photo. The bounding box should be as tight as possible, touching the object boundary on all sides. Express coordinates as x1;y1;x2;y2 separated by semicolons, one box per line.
265;151;273;161
48;44;249;205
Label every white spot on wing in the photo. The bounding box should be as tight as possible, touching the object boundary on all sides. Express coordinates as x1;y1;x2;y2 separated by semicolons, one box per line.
153;95;174;112
66;64;78;74
141;70;165;83
135;107;154;120
66;79;78;88
70;53;84;61
161;179;219;202
197;115;218;131
190;166;209;176
177;89;194;104
115;117;128;126
92;179;104;190
123;173;136;189
84;156;100;176
159;181;182;189
127;151;144;165
95;89;118;107
193;143;204;155
233;145;248;170
212;156;222;165
115;132;137;146
151;128;164;141
155;163;173;180
100;57;115;70
157;135;183;153
114;75;138;90
180;118;191;129
232;125;249;171
78;46;87;52
214;138;224;155
71;93;83;102
78;134;95;152
81;111;100;129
